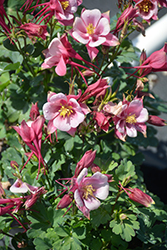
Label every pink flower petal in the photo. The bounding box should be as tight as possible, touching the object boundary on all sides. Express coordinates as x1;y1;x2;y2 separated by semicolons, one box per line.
126;124;137;137
82;9;101;27
74;189;84;207
84;196;101;210
56;56;67;76
95;17;110;36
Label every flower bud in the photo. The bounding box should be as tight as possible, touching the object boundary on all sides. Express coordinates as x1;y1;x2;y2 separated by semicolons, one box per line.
10;161;19;169
126;188;155;207
57;194;73;209
147;115;166;127
30;102;40;121
90;163;101;173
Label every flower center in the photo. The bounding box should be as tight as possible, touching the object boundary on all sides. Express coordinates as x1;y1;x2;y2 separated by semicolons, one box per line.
59;104;73;118
86;23;95;35
138;0;152;13
16;180;22;187
83;184;95;200
126;114;137;124
61;1;69;10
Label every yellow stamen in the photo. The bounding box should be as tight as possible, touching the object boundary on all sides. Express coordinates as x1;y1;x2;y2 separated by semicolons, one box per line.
86;23;95;35
126;114;137;124
61;1;69;10
83;184;96;200
138;0;152;13
59;105;73;118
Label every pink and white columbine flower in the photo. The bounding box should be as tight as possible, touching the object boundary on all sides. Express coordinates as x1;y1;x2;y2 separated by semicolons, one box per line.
43;92;88;136
10;179;38;194
25;0;82;26
41;33;98;80
104;98;148;141
134;0;158;22
74;168;109;219
69;9;119;60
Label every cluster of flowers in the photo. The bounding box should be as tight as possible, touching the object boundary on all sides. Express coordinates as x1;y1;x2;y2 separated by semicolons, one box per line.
0;0;167;230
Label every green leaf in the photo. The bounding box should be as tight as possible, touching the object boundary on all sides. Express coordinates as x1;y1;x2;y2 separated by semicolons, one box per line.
3;38;17;51
120;223;135;242
91;204;111;227
112;223;123;235
4;62;20;71
115;159;135;181
0;72;10;84
64;137;74;152
33;237;52;250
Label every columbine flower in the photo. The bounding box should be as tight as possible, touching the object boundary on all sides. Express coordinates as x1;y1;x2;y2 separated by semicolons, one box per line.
114;5;139;34
13;115;46;178
24;0;82;26
74;168;109;219
43;92;88;136
93;111;110;132
69;9;119;60
41;33;97;79
20;23;48;41
10;179;38;194
24;187;47;209
130;44;167;78
79;78;109;103
134;0;158;22
105;98;148;141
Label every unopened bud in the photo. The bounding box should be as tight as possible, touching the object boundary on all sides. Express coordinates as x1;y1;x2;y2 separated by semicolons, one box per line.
147;115;166;127
57;194;73;209
10;161;19;170
127;188;155;207
30;102;40;121
119;213;128;220
91;163;101;173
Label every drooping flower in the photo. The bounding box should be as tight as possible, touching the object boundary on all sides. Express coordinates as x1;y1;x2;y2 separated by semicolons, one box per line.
93;111;110;132
43;92;88;136
0;0;12;35
134;0;158;22
10;179;38;194
79;78;109;103
129;44;167;78
41;33;97;79
24;187;47;209
20;23;48;40
69;9;119;60
74;168;109;219
24;0;82;26
13;115;46;178
104;98;148;141
114;5;139;34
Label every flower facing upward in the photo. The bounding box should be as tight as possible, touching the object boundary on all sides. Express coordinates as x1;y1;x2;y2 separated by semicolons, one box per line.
134;0;158;22
105;98;148;141
69;9;119;60
74;168;109;219
43;92;87;136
